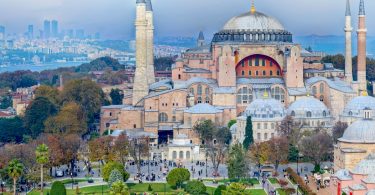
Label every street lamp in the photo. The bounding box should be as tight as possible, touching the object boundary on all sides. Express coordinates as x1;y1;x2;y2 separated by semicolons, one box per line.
205;157;208;178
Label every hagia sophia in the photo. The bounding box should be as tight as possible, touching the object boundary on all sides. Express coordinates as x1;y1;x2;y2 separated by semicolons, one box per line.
101;0;375;193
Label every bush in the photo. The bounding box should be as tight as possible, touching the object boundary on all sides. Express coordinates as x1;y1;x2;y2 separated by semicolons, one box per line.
214;185;227;195
148;184;153;191
284;188;296;195
108;169;124;187
50;181;67;195
102;162;130;182
109;181;129;195
278;179;289;187
166;168;190;189
185;180;206;195
286;167;316;195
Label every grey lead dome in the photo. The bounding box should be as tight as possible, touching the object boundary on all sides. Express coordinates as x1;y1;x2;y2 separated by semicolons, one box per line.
223;11;285;31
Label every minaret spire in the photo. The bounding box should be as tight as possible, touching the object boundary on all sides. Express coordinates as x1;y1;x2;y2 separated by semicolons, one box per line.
357;0;367;93
250;0;256;14
344;0;353;82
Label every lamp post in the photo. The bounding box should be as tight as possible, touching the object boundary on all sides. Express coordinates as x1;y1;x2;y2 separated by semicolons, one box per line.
205;157;208;178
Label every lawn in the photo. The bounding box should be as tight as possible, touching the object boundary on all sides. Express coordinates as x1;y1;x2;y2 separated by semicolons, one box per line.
277;188;287;195
268;178;278;184
246;189;267;195
207;178;260;185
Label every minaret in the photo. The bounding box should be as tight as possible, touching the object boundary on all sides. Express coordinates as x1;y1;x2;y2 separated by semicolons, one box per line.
357;0;367;92
145;0;155;84
197;31;205;47
133;0;149;106
344;0;353;83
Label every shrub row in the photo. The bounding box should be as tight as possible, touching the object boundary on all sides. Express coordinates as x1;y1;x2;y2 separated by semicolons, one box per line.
286;167;316;195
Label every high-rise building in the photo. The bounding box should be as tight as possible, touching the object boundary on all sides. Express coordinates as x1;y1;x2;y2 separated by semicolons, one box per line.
75;29;85;39
27;25;34;39
0;26;5;40
43;20;51;39
67;29;74;38
94;32;101;40
52;20;58;38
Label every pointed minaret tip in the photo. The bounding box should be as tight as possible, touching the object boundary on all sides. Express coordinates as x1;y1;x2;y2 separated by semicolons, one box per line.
198;31;204;41
346;0;351;16
359;0;365;15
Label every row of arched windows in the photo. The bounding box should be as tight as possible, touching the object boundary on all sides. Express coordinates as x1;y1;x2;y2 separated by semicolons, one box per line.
312;83;325;95
172;151;191;160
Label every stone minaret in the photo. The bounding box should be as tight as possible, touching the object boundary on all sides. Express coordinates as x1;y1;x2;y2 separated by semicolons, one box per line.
197;31;205;47
357;0;367;92
145;0;155;84
133;0;149;106
344;0;353;83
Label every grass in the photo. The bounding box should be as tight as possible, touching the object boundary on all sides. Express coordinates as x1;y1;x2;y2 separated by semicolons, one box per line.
206;178;260;185
268;178;278;184
277;188;287;195
246;189;267;195
58;178;91;185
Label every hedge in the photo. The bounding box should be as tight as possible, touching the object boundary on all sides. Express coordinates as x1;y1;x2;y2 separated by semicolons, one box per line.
50;181;67;195
286;167;316;195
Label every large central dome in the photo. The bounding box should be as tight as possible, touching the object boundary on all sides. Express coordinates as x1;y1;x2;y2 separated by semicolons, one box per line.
223;11;285;31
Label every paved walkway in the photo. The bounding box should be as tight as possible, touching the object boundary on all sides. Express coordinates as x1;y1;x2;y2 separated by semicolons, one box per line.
306;176;331;195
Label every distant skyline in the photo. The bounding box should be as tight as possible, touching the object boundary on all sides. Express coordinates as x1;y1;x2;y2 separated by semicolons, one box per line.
0;0;374;39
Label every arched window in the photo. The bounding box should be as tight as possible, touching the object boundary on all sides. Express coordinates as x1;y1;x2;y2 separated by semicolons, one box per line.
320;95;324;102
312;86;317;95
172;116;176;122
291;111;295;117
178;74;181;80
179;151;184;159
205;97;210;104
263;70;266;76
271;86;285;103
349;111;353;116
172;151;177;159
306;111;312;118
205;87;209;94
159;112;168;122
197;85;202;95
197;97;202;104
264;133;268;140
319;83;324;93
323;111;327;117
237;87;253;104
186;151;190;159
271;123;275;129
257;123;261;129
190;88;194;95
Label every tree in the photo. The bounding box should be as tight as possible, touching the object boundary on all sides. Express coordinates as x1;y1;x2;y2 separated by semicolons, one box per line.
108;169;124;187
227;143;248;179
109;181;129;195
194;120;231;177
248;142;271;170
166;168;190;189
185;180;206;195
59;134;81;165
102;162;129;182
227;119;237;128
267;137;289;171
0;117;26;143
7;159;24;195
60;79;106;123
113;134;130;167
299;132;333;167
34;85;60;105
214;185;227;195
332;121;348;143
44;102;87;135
76;57;124;73
0;94;12;109
24;97;57;137
128;137;149;174
243;116;254;150
277;116;302;146
35;144;49;195
88;136;115;163
50;181;67;195
110;89;124;105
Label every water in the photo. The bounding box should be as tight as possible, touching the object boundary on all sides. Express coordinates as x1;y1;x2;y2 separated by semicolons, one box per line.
0;61;88;73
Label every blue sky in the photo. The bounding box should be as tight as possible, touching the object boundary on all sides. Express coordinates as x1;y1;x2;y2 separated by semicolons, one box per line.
0;0;373;39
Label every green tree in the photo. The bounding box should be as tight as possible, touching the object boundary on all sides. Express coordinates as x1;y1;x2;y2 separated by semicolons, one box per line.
110;89;124;105
50;181;67;195
0;94;12;109
109;181;129;195
166;168;190;189
243;116;254;150
102;162;129;182
185;180;206;195
108;169;123;187
0;117;26;143
34;85;60;105
227;119;237;128
35;144;49;195
24;97;57;137
214;185;227;195
44;102;87;135
60;79;106;123
227;143;248;179
76;57;124;73
7;159;24;195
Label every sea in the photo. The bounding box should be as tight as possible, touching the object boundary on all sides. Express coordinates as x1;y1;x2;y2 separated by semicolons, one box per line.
0;61;87;73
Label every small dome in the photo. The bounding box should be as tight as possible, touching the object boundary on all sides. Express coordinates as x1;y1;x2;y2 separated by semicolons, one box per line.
367;190;375;195
342;96;375;118
339;120;375;143
287;97;330;118
246;98;286;120
223;11;285;31
351;153;375;174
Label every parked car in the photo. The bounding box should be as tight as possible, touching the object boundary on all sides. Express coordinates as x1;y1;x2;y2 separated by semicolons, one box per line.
56;170;64;177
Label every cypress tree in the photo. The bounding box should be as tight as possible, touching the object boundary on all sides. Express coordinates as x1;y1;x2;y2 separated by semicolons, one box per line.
243;116;254;150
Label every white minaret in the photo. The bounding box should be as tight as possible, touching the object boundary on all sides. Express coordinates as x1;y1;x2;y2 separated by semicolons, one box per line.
344;0;353;83
133;0;149;106
145;0;155;84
